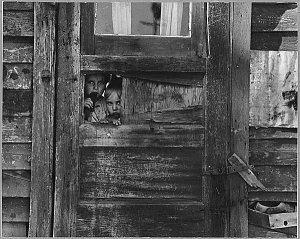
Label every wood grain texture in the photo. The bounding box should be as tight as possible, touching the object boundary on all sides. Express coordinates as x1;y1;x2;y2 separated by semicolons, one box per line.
77;202;204;237
2;117;32;143
2;143;31;170
249;165;297;192
3;90;32;116
3;11;34;36
248;224;293;238
250;51;298;128
29;3;57;237
80;3;95;54
3;41;33;63
252;3;298;32
191;2;207;57
53;3;80;237
81;55;206;73
80;147;202;199
228;3;251;237
118;72;205;87
2;171;31;197
121;77;203;123
251;32;298;51
80;123;204;147
248;192;297;203
95;35;192;57
249;127;297;139
2;222;28;237
3;63;33;89
3;2;33;11
250;139;297;165
2;198;30;222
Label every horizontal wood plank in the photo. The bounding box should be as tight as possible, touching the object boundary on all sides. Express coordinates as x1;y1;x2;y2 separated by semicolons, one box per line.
95;35;192;57
251;32;298;51
77;202;204;237
252;3;297;32
3;63;33;89
80;123;204;147
81;55;206;73
119;72;205;86
2;143;31;170
248;192;297;203
2;222;28;237
3;41;33;63
80;147;202;199
3;11;34;36
2;117;32;143
249;165;297;192
250;127;297;139
2;198;30;222
248;224;294;238
3;2;34;11
3;90;33;116
2;170;31;197
250;139;297;165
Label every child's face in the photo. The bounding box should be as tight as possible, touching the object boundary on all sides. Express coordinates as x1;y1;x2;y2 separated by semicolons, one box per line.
85;75;107;97
106;92;121;116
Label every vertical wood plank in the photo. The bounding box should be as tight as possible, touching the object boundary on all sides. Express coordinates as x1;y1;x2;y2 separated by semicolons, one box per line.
228;2;251;237
28;3;56;237
191;2;207;57
80;3;94;54
204;2;251;237
53;3;80;237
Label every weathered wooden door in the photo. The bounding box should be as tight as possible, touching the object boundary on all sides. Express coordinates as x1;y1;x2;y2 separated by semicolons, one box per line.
29;2;251;237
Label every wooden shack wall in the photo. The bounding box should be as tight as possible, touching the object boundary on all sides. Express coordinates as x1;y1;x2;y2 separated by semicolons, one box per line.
1;2;298;237
2;2;34;237
248;2;298;238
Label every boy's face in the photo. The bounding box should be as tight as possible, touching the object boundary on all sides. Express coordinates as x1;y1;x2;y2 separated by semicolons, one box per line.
85;75;107;97
106;92;121;116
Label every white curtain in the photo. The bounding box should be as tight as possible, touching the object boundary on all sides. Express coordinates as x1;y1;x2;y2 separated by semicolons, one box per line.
112;2;131;34
160;2;183;36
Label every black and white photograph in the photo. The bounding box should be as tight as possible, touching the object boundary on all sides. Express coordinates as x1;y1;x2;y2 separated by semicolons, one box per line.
1;1;298;237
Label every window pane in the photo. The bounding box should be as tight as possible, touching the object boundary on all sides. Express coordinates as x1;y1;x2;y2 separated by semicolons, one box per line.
95;2;190;36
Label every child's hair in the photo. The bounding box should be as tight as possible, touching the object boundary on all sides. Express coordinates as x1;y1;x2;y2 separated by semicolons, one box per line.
104;75;122;100
85;73;110;84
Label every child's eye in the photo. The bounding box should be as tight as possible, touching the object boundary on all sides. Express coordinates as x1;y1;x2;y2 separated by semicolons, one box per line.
107;102;113;106
88;81;94;85
116;101;121;105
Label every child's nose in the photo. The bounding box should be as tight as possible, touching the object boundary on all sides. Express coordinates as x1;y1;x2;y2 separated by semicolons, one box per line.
93;84;98;90
113;104;118;110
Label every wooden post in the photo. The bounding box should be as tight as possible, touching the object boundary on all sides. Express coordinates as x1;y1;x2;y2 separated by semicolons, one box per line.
204;2;251;237
53;3;80;236
29;3;56;237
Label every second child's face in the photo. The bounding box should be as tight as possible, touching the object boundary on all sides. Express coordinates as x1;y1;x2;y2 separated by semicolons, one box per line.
85;75;107;97
106;92;121;116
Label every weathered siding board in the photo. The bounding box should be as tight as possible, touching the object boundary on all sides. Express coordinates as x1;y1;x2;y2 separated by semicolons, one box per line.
77;203;205;237
2;143;31;170
2;171;31;197
251;32;298;51
3;41;34;63
248;192;297;203
3;2;33;11
252;3;298;32
250;127;297;139
250;51;298;128
3;11;34;36
3;90;32;116
80;147;202;199
249;224;295;238
2;117;32;143
2;222;28;237
250;139;297;165
249;165;297;192
2;198;30;222
3;63;33;89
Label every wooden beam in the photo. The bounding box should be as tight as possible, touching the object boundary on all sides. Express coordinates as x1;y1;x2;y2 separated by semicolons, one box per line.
81;55;206;73
29;3;56;237
80;3;95;54
204;2;251;237
53;3;80;237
